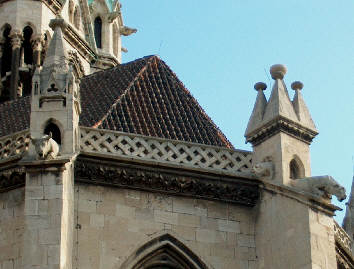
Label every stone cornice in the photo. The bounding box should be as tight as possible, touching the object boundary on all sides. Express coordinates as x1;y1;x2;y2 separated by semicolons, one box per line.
74;157;260;207
0;166;25;192
62;23;96;63
245;116;318;146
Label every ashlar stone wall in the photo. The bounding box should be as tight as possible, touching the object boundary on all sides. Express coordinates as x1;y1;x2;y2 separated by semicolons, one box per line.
0;188;24;269
74;184;257;269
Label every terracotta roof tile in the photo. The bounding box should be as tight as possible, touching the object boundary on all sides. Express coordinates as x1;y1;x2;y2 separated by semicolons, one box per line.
0;56;233;149
80;55;233;148
0;96;30;137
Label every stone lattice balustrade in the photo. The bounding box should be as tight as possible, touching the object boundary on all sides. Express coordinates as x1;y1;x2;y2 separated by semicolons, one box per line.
80;127;253;175
334;221;353;255
0;130;31;163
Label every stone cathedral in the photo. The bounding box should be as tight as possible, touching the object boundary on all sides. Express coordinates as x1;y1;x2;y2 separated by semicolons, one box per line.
0;0;353;268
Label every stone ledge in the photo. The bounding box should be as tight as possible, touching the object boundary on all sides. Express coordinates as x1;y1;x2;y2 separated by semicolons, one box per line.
74;157;260;207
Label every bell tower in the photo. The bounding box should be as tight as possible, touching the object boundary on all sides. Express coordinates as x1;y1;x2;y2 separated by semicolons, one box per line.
245;64;318;185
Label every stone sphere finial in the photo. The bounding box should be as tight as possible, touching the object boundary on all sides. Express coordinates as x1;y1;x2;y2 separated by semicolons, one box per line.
291;81;304;91
254;82;267;91
270;64;287;80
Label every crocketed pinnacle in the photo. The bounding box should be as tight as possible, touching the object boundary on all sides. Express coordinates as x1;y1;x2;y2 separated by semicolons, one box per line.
42;17;68;71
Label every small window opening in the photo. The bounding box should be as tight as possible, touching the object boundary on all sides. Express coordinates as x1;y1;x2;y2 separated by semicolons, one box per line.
1;27;12;75
290;159;300;179
22;26;33;65
94;17;102;49
44;122;61;144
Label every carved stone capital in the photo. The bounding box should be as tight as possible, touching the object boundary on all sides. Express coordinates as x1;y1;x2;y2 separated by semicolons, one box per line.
9;30;23;49
31;34;44;51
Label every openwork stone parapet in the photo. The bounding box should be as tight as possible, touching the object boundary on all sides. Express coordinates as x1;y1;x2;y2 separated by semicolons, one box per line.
80;127;253;177
334;221;354;268
75;158;260;207
0;130;30;164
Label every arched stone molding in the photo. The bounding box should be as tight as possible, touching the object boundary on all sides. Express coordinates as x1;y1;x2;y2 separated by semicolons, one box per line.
289;154;305;180
120;233;209;269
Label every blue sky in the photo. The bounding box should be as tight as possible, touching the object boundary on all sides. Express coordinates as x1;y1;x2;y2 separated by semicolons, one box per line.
120;1;354;222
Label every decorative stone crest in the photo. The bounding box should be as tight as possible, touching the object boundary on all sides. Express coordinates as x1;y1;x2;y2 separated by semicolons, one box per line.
75;160;260;206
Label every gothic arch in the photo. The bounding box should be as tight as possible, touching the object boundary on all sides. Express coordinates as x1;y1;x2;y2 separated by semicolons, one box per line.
120;234;209;269
289;155;305;180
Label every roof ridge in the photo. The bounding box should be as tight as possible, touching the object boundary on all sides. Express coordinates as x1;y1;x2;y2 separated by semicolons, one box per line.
93;55;158;128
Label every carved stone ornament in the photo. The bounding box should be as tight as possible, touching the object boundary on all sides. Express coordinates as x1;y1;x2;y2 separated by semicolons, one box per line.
10;30;23;50
31;35;44;51
75;160;260;207
31;133;60;160
0;167;25;192
290;175;347;202
120;26;137;36
252;158;274;180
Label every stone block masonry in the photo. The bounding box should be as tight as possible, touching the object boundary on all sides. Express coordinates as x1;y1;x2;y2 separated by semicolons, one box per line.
74;184;257;269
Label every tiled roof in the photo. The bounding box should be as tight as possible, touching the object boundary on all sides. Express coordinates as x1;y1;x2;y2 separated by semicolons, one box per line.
0;96;30;137
80;55;233;148
0;56;233;148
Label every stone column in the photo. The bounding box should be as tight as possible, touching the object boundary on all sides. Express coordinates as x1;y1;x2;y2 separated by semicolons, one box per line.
22;161;75;269
31;34;43;68
9;29;22;100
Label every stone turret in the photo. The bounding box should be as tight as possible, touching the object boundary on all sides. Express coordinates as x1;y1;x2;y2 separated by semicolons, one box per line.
30;17;81;156
245;64;318;185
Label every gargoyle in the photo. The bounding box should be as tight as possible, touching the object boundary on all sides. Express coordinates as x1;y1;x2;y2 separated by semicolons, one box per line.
31;133;59;160
252;159;274;180
290;175;346;202
120;26;137;36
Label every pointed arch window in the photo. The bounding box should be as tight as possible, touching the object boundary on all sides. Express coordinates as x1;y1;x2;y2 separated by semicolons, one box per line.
44;122;61;145
121;234;208;269
94;17;102;49
289;156;305;180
